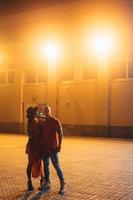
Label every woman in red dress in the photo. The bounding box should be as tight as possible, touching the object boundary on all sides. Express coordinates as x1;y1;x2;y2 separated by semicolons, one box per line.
26;107;44;191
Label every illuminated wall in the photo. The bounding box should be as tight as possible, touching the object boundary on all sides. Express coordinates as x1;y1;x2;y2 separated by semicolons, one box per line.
0;0;133;136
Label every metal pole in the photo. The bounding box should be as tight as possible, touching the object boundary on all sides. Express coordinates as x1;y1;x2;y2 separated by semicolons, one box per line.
107;67;112;137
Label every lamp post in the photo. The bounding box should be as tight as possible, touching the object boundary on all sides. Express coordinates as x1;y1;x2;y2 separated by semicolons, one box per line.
40;42;59;116
91;33;114;137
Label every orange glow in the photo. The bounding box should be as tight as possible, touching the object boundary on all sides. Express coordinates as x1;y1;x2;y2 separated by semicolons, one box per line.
92;34;112;56
34;40;61;62
90;29;118;59
82;24;122;62
0;53;3;64
41;43;59;60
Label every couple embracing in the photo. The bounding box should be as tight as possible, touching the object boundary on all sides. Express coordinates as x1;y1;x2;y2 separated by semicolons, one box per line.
26;105;66;194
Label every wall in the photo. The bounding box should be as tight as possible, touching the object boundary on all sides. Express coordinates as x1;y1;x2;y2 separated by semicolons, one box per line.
0;0;132;137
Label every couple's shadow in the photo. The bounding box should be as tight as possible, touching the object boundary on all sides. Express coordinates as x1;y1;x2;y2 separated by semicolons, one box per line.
15;189;50;200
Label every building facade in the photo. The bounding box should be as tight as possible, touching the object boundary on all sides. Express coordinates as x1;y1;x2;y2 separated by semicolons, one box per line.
0;0;133;137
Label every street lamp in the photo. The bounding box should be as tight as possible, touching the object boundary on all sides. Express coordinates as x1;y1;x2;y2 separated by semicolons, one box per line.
91;32;116;137
91;31;115;59
41;43;59;61
40;42;60;116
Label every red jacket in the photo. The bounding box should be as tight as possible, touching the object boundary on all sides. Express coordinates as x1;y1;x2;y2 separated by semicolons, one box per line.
41;116;62;154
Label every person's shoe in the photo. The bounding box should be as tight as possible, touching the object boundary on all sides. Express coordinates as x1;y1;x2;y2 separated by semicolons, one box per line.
40;177;45;187
41;181;50;190
27;181;34;191
59;181;66;194
38;177;45;190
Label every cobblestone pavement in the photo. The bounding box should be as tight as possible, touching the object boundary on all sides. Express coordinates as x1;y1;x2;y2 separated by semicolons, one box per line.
0;134;133;200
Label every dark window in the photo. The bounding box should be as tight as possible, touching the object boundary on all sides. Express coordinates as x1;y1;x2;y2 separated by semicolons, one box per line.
0;71;6;84
111;61;126;79
128;60;133;78
83;63;97;79
7;71;14;83
37;66;47;83
25;69;36;83
60;65;74;81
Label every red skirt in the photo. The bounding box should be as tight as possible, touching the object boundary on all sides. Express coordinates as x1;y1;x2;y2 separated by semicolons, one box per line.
25;142;43;178
32;159;43;178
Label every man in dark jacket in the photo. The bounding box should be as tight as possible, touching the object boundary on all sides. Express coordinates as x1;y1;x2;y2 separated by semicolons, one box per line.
41;105;66;194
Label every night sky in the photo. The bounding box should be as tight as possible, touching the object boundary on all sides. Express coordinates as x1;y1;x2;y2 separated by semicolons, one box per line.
0;0;75;16
0;0;132;16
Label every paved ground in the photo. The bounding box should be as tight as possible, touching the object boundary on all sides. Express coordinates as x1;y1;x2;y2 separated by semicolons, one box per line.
0;134;133;200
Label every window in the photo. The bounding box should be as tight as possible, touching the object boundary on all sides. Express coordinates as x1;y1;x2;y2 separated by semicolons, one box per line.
60;65;74;81
25;65;47;84
111;61;126;79
0;69;14;85
25;69;36;83
83;63;97;79
37;66;47;83
7;71;14;83
128;60;133;78
0;71;6;84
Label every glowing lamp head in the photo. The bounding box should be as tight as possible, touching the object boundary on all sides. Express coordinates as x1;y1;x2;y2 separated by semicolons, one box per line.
93;35;112;56
90;30;116;59
40;43;59;60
